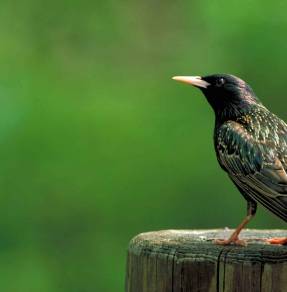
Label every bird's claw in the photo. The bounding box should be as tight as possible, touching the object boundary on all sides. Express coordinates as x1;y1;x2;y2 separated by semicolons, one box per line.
213;238;247;246
265;237;287;245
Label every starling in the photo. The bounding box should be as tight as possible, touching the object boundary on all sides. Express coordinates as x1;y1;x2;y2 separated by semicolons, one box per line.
173;74;287;245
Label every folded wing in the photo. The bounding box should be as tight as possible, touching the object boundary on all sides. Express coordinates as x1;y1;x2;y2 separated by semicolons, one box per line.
217;121;287;222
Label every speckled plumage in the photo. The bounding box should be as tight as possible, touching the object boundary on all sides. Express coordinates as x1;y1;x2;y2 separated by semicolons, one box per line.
172;73;287;244
200;74;287;222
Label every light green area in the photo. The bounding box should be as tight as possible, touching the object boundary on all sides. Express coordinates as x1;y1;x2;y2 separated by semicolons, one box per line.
0;1;285;291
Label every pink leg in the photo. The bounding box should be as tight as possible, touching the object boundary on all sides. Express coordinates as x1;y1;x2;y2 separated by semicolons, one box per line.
214;215;253;246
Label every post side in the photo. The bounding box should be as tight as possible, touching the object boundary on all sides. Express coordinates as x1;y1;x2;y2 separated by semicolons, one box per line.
125;229;287;292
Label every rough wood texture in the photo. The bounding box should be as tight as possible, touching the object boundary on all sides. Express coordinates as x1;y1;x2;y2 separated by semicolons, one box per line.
126;229;287;292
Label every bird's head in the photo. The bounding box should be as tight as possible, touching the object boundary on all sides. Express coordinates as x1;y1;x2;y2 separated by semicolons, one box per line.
173;74;261;118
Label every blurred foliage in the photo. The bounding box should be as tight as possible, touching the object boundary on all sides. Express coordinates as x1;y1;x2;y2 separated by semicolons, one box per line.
0;0;286;291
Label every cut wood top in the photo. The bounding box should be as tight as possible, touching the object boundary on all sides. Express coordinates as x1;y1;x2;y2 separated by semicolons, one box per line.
129;229;287;264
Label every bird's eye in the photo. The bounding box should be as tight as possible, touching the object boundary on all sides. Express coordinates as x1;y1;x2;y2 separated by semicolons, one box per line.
216;78;225;87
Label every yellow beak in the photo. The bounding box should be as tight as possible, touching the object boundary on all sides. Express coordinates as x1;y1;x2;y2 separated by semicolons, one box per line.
172;76;210;88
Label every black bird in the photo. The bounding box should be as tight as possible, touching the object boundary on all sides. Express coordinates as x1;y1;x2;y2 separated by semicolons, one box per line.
173;74;287;245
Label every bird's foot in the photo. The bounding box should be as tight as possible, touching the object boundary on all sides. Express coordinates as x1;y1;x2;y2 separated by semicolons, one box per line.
266;237;287;245
213;236;247;246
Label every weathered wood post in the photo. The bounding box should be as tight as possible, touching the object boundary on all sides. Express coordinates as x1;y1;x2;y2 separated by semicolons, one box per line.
126;229;287;292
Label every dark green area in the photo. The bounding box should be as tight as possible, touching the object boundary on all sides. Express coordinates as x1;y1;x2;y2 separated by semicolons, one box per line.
0;1;286;291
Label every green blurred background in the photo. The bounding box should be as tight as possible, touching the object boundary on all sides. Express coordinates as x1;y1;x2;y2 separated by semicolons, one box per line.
0;0;286;291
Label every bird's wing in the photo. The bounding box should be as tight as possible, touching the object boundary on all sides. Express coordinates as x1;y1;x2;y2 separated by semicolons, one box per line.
217;121;287;221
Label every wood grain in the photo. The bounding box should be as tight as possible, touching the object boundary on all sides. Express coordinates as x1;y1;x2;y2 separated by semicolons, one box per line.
125;229;287;292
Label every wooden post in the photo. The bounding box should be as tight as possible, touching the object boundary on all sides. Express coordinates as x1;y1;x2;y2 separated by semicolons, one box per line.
125;229;287;292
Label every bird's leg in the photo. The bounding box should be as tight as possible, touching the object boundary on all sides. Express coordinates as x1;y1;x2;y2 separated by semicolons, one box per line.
214;215;252;246
214;200;257;246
